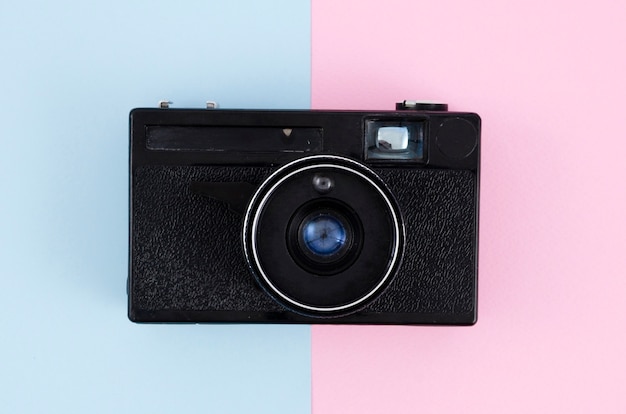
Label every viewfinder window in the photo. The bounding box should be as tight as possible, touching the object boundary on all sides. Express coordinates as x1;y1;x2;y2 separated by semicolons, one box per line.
365;119;424;161
376;127;409;151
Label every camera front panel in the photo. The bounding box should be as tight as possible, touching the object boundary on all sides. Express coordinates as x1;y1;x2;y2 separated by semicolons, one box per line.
129;107;479;324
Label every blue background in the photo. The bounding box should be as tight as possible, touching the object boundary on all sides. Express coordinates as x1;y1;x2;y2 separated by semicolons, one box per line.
0;1;311;412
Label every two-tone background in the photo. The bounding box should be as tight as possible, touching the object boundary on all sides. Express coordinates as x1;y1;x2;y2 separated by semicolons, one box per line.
2;1;625;412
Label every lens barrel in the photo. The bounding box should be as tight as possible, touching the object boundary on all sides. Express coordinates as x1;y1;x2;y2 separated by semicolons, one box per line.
243;155;404;317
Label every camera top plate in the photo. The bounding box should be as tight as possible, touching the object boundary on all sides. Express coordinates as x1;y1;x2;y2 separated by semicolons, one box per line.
130;104;480;171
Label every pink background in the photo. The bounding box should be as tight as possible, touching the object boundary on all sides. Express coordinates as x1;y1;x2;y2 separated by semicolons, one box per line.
311;0;626;412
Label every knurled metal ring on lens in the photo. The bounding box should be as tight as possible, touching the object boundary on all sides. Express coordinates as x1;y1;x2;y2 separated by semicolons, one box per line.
242;155;404;314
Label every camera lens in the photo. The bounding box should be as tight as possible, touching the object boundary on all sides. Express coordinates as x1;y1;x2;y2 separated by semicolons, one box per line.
287;201;361;275
244;155;404;317
300;214;347;257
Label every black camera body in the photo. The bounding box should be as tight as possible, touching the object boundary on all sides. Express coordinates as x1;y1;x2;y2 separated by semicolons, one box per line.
129;101;480;325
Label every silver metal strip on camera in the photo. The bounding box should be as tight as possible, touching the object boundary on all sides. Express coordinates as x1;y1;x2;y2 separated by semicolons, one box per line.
243;155;402;313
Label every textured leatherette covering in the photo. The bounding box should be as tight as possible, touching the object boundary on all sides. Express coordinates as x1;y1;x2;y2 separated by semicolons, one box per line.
131;166;282;313
130;165;476;321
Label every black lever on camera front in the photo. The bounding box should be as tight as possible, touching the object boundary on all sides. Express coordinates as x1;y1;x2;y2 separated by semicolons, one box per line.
189;182;257;215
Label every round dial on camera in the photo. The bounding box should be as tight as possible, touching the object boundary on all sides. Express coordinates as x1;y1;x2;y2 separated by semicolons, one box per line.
396;100;448;111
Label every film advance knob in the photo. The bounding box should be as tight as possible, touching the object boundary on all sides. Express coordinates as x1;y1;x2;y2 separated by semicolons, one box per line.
395;100;448;111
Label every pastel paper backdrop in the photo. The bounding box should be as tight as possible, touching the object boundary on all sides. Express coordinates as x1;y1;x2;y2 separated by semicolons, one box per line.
311;0;626;412
2;0;625;412
0;1;310;413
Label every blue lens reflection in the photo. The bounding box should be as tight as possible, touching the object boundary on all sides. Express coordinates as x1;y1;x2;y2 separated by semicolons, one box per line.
301;214;347;256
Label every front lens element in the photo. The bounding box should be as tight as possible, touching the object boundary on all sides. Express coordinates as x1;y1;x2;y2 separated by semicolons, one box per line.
301;214;347;257
288;200;361;276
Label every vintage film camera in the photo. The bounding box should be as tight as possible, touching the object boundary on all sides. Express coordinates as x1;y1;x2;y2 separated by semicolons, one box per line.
129;100;480;324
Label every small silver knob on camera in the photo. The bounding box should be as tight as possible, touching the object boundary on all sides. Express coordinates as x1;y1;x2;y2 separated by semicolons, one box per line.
156;100;219;109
